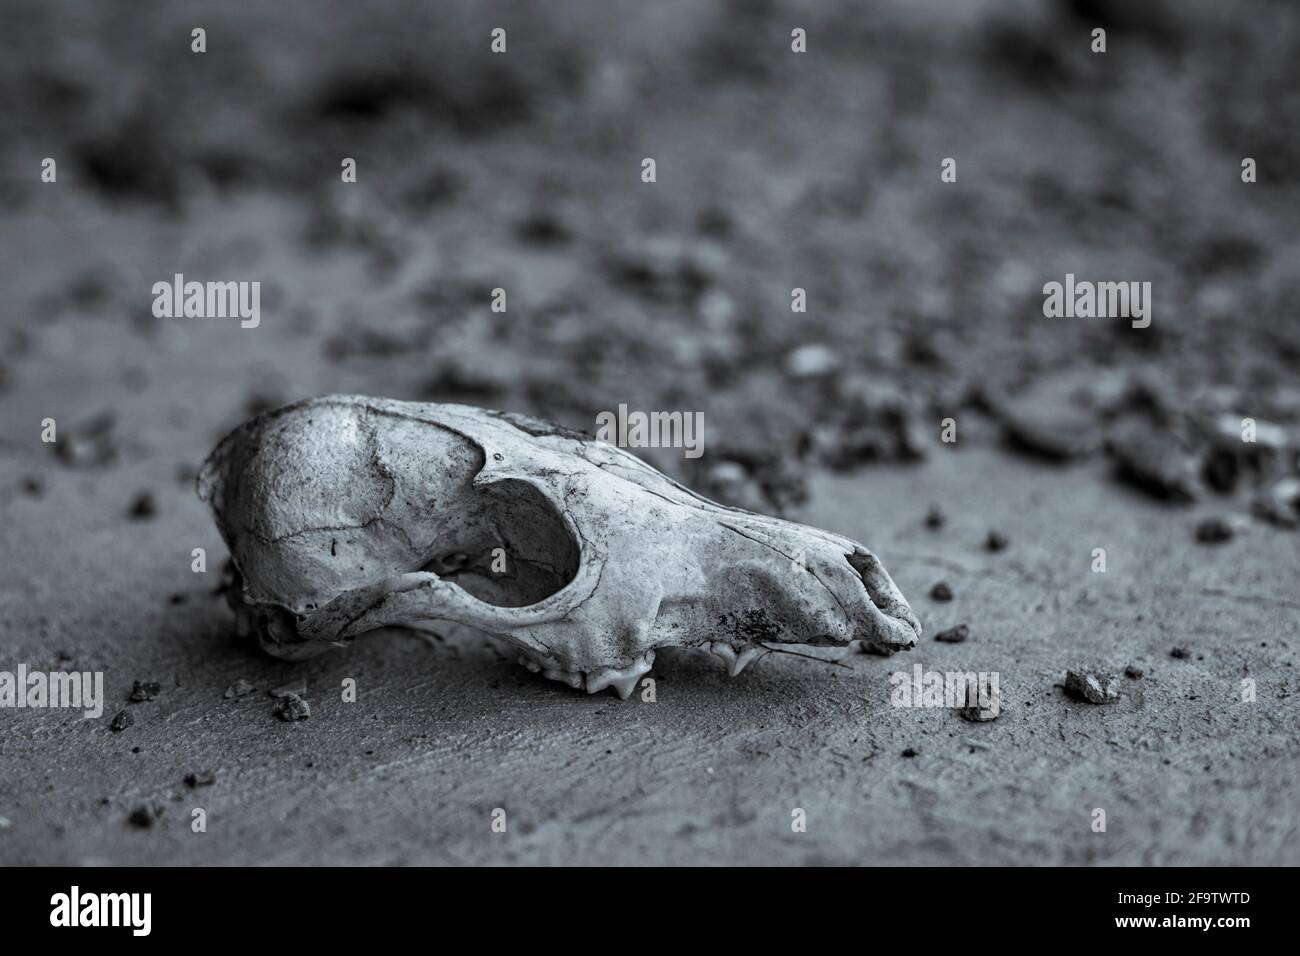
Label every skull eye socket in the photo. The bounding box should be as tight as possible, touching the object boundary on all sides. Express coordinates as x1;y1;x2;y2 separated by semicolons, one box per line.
418;478;580;608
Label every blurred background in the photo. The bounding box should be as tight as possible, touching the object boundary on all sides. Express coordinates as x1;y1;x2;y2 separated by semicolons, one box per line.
3;0;1298;513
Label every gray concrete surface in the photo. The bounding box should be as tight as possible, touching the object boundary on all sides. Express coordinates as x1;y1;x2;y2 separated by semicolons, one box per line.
3;424;1296;863
2;0;1298;866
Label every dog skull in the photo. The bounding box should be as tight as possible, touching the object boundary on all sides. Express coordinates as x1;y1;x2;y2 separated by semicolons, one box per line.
198;396;920;698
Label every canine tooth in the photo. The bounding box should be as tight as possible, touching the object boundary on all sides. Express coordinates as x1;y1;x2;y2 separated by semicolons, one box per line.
585;654;655;699
732;645;768;676
709;642;738;672
542;667;583;690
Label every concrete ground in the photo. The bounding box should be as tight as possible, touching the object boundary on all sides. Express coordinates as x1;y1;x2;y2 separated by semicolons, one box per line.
3;392;1296;864
1;0;1298;866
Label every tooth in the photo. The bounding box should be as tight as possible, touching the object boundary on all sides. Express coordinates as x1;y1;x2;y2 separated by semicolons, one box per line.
542;667;583;690
585;653;655;699
710;642;738;673
709;642;767;677
731;645;768;676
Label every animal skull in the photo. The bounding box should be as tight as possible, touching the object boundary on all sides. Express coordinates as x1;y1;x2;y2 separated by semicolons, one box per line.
198;396;920;698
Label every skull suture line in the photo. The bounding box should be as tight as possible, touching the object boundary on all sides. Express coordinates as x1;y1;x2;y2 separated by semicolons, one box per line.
198;396;921;698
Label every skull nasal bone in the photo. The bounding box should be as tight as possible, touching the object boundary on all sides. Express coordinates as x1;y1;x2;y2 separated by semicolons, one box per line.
845;550;885;609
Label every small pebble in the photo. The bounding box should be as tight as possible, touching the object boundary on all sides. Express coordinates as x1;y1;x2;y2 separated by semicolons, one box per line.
1253;477;1300;528
1169;646;1191;660
929;581;953;601
54;412;119;469
1107;426;1199;503
128;680;162;702
1194;516;1234;544
110;710;134;732
1064;669;1120;703
1124;664;1144;679
224;678;256;699
901;747;920;758
1202;448;1238;493
273;693;311;721
184;770;216;788
127;804;160;828
959;679;1002;721
783;343;840;379
515;210;571;245
934;623;969;643
1000;396;1101;461
985;530;1009;552
924;505;945;530
127;492;157;521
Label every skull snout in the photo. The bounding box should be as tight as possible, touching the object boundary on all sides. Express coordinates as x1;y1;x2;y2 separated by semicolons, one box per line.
734;542;919;651
845;549;921;650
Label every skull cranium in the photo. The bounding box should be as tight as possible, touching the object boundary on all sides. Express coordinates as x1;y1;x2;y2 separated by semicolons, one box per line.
198;396;920;698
